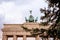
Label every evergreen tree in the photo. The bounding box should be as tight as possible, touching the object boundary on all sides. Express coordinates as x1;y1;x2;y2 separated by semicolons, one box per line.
40;0;60;29
22;0;60;40
40;0;60;39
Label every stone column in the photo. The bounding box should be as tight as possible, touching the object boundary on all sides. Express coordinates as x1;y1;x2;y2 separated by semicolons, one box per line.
2;35;8;40
36;35;40;40
13;35;17;40
23;35;26;40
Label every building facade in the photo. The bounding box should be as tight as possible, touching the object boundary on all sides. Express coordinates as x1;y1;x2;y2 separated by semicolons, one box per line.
2;11;50;40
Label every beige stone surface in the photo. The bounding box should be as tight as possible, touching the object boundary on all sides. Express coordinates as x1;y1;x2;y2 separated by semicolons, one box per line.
2;22;50;40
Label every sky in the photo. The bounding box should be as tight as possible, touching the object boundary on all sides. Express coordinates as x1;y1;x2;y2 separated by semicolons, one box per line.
0;0;48;40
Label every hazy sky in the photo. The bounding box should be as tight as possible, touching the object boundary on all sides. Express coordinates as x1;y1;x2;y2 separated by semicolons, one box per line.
0;0;48;40
0;0;48;24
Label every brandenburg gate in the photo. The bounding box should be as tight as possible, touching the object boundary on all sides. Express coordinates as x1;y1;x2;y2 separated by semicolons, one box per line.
2;11;50;40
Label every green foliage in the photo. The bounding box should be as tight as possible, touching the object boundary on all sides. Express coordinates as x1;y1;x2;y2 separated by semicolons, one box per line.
21;26;48;37
40;22;48;26
40;29;46;33
21;26;31;32
32;28;39;33
47;0;60;4
47;29;57;37
40;0;60;30
22;0;60;38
